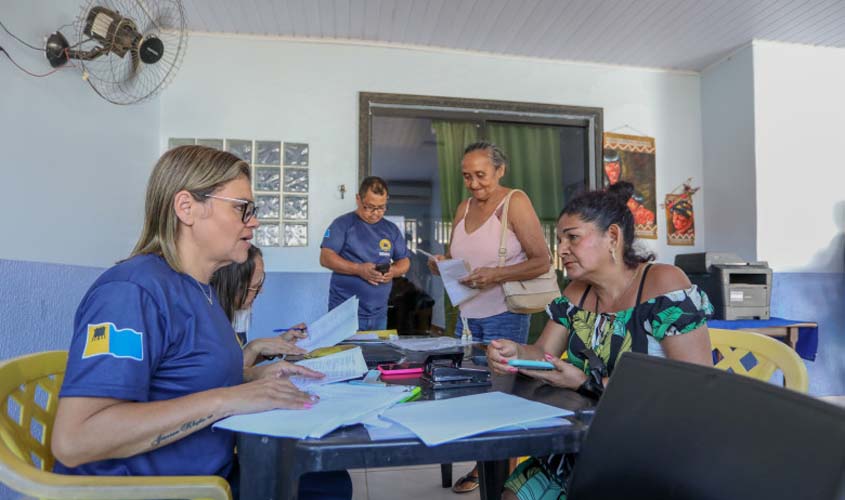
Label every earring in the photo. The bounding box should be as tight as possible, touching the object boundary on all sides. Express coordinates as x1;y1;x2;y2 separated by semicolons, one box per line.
610;248;617;264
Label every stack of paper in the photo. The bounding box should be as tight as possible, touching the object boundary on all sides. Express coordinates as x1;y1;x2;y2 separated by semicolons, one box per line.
366;416;570;441
291;346;368;390
298;296;359;352
380;392;572;446
388;336;463;351
213;383;414;439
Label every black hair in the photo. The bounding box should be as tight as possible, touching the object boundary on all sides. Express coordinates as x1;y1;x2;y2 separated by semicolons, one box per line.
463;141;508;169
358;176;389;198
212;245;263;322
560;181;654;268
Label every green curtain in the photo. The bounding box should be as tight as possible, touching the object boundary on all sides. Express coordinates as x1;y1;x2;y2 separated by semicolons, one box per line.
432;121;479;219
432;121;565;340
487;122;564;223
432;121;479;337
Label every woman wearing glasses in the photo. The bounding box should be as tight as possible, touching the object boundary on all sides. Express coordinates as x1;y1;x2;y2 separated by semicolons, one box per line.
213;244;310;377
52;146;352;499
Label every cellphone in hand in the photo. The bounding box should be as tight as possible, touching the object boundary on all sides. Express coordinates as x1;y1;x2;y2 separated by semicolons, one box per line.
508;359;555;370
375;262;390;274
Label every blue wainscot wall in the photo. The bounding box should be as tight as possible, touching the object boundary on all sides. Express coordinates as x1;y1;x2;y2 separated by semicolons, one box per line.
1;259;842;396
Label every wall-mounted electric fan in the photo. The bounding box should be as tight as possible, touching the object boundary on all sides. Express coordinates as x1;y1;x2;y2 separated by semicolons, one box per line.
45;0;187;105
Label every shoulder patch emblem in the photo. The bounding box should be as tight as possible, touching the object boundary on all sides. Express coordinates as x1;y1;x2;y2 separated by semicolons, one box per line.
82;322;144;361
324;229;331;238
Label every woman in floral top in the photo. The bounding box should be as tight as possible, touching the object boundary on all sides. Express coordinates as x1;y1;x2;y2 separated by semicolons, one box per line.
487;181;713;500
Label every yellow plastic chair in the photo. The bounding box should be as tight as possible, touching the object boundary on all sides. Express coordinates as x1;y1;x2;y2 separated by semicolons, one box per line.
0;351;232;500
709;328;809;393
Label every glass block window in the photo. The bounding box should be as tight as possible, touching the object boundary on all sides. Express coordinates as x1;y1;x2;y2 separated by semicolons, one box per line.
168;138;196;148
256;141;281;166
284;223;308;247
196;138;224;149
256;194;281;220
283;195;308;220
284;142;309;166
226;139;253;163
255;167;281;192
168;138;310;247
284;168;308;193
255;224;280;247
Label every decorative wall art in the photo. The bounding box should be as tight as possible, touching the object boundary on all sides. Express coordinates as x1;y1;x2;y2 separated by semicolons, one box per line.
603;132;657;239
663;179;700;246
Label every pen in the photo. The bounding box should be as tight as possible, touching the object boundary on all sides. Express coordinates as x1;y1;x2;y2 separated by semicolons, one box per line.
273;326;306;333
399;386;422;403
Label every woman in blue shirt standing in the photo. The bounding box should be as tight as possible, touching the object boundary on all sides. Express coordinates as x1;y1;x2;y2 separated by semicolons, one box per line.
52;145;352;499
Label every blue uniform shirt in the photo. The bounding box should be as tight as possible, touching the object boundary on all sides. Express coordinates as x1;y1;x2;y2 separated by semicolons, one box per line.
55;254;243;478
321;212;409;320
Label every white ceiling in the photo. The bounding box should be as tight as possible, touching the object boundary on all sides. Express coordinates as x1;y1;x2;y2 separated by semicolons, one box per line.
182;0;845;71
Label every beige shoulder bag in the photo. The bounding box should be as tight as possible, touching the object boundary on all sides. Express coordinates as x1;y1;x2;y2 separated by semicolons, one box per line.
498;189;561;314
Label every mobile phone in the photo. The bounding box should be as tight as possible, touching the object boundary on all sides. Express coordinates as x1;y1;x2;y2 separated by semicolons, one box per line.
508;359;555;370
375;262;390;274
377;362;424;376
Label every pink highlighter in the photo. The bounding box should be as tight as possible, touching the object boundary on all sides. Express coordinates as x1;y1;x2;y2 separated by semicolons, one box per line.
377;362;424;377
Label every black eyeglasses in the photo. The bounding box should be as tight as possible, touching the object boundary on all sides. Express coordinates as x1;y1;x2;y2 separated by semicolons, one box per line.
204;194;257;223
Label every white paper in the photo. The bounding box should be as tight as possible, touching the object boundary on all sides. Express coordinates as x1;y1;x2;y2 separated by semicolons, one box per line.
298;296;359;352
380;392;572;446
346;333;381;341
388;336;464;351
365;416;570;441
436;259;479;306
213;383;412;439
291;346;369;390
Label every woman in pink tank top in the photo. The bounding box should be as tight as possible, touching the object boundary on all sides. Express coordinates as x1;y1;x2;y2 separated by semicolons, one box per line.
428;141;551;493
428;142;550;342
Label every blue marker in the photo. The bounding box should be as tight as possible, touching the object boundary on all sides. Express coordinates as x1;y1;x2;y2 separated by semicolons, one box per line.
273;326;306;333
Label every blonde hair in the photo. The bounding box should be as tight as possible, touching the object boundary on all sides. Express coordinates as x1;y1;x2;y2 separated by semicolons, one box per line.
130;145;251;272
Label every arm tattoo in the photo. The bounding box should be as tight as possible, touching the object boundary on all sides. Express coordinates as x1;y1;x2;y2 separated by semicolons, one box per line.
150;414;214;448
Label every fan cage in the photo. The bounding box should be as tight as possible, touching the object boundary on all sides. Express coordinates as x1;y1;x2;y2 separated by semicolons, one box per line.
72;0;187;105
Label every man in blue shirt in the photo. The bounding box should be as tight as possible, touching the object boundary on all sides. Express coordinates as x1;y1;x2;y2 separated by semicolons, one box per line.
320;177;411;330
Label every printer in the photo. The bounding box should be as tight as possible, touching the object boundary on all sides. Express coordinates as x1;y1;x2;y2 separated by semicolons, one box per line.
674;252;772;320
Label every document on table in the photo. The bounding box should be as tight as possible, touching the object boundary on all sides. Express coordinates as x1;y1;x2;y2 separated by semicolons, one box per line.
298;296;359;352
380;391;572;446
436;259;478;306
292;346;368;390
388;336;463;351
213;383;413;439
365;416;570;441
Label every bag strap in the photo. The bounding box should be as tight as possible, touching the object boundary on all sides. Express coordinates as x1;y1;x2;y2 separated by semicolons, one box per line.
497;189;522;267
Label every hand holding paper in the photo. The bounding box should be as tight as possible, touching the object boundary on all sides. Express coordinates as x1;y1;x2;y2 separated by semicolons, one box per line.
435;259;479;306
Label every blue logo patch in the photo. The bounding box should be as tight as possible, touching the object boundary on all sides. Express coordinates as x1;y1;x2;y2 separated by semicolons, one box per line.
82;322;144;361
324;229;330;238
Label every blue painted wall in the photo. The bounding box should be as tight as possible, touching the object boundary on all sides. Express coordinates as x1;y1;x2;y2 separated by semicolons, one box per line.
3;260;841;397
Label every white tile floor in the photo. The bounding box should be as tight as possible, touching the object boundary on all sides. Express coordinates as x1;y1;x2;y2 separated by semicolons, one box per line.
350;462;480;500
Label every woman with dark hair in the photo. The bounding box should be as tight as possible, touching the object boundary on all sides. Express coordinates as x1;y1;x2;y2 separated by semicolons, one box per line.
487;181;713;500
212;244;309;378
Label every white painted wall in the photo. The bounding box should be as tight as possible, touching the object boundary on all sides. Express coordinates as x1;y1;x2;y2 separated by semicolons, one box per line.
701;45;758;262
0;1;160;267
161;35;706;272
753;41;845;273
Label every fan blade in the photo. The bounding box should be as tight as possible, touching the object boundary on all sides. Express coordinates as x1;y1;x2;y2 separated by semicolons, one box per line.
129;48;140;80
